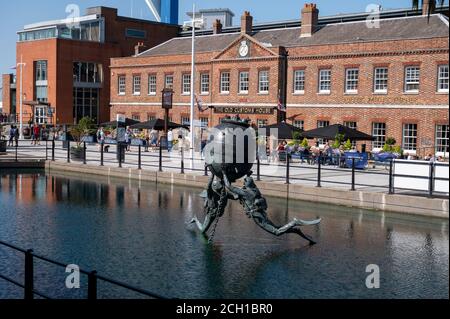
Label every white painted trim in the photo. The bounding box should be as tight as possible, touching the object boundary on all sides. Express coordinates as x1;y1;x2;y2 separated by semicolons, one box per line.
23;14;99;30
110;102;277;108
287;104;449;109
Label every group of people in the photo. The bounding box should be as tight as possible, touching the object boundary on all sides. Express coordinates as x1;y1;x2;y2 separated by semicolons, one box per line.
0;113;11;124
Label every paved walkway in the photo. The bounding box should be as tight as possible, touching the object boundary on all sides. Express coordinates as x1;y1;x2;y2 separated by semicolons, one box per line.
1;140;391;193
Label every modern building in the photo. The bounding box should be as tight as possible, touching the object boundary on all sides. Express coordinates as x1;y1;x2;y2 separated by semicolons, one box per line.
110;3;449;156
1;74;17;121
186;8;235;29
3;6;179;126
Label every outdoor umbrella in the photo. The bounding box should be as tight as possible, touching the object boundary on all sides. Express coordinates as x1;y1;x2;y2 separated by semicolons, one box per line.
301;124;374;141
100;118;141;127
129;118;188;131
259;122;303;140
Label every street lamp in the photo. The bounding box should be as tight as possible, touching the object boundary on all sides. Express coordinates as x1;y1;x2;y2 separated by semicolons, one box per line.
161;88;174;135
17;55;26;139
183;4;204;160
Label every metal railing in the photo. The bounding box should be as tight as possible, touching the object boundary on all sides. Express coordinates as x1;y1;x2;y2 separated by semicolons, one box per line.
0;240;168;300
3;139;449;198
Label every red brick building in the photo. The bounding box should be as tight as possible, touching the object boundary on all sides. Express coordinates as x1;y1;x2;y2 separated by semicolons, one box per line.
110;3;449;156
3;6;179;125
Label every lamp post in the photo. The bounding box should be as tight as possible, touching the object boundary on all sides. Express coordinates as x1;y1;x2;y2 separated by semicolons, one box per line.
17;55;26;139
162;88;174;135
183;4;204;160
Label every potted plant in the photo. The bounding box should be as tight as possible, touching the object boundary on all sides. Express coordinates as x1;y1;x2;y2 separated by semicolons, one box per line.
69;117;95;161
343;139;353;151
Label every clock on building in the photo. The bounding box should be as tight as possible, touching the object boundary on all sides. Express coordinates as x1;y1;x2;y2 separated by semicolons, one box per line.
239;40;249;57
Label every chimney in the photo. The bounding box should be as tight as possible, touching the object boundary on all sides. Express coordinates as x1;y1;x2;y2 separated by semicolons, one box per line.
300;3;319;38
213;19;223;34
241;11;253;35
422;0;432;15
134;42;147;55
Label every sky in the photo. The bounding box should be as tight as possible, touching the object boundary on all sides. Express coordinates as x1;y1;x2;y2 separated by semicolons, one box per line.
0;0;447;86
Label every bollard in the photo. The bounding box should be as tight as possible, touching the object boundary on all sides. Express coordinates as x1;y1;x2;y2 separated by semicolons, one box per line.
24;249;34;300
181;147;185;174
388;159;394;194
67;140;70;163
285;153;290;185
87;271;98;300
100;142;104;166
52;139;55;161
317;153;322;188
351;157;356;191
83;142;87;165
257;153;261;181
118;144;123;168
138;145;142;170
428;162;435;197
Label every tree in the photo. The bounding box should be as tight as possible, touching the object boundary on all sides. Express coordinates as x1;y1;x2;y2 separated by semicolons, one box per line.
412;0;445;19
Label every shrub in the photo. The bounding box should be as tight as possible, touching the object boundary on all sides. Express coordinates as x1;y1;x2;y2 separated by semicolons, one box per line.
70;117;96;147
344;139;353;151
300;138;309;148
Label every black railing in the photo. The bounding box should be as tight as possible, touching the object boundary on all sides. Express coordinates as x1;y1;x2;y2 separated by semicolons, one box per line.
3;140;448;197
0;240;168;300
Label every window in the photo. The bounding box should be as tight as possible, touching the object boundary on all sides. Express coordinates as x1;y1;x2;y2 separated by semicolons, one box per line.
402;124;418;151
35;106;47;125
317;121;330;145
293;120;304;130
35;61;48;82
436;125;449;154
200;73;210;94
257;119;268;128
132;114;140;121
118;76;126;95
181;117;190;126
147;114;156;121
294;70;305;93
437;65;449;93
148;75;157;95
259;70;269;93
220;72;230;93
73;88;99;123
182;74;191;94
35;86;48;103
319;69;331;93
133;75;141;95
125;29;146;39
239;71;249;93
372;123;386;149
345;68;359;93
73;62;101;84
404;66;420;93
374;67;388;93
344;121;357;147
165;75;174;89
200;117;209;128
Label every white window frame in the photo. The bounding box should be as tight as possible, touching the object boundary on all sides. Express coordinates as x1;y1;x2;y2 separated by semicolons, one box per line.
402;123;418;153
293;120;304;130
372;122;386;150
165;75;174;89
220;72;230;94
200;117;209;128
200;73;210;94
318;69;331;94
133;75;141;95
182;74;191;95
404;66;420;93
437;65;449;93
239;71;249;94
35;106;47;124
293;69;305;94
345;68;359;94
118;76;126;95
258;70;269;94
374;67;388;94
317;121;330;145
148;74;157;95
436;124;449;156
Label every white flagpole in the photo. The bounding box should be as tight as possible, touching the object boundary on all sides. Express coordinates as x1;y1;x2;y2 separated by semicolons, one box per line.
189;3;196;161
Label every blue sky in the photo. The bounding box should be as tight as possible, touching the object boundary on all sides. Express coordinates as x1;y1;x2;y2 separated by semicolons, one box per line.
0;0;446;85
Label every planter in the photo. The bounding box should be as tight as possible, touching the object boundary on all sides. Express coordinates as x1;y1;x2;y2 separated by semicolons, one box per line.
70;146;85;161
0;140;6;153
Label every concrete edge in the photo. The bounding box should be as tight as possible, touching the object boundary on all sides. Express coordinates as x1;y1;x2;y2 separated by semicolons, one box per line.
45;161;449;219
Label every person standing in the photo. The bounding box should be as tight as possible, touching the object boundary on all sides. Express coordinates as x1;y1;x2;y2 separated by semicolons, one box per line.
14;125;19;147
9;126;15;147
167;129;174;153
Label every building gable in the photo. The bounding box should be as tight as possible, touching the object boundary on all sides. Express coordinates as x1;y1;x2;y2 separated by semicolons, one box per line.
213;33;278;61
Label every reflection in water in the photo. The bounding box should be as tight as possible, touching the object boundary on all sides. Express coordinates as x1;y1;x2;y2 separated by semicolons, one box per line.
0;169;448;299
